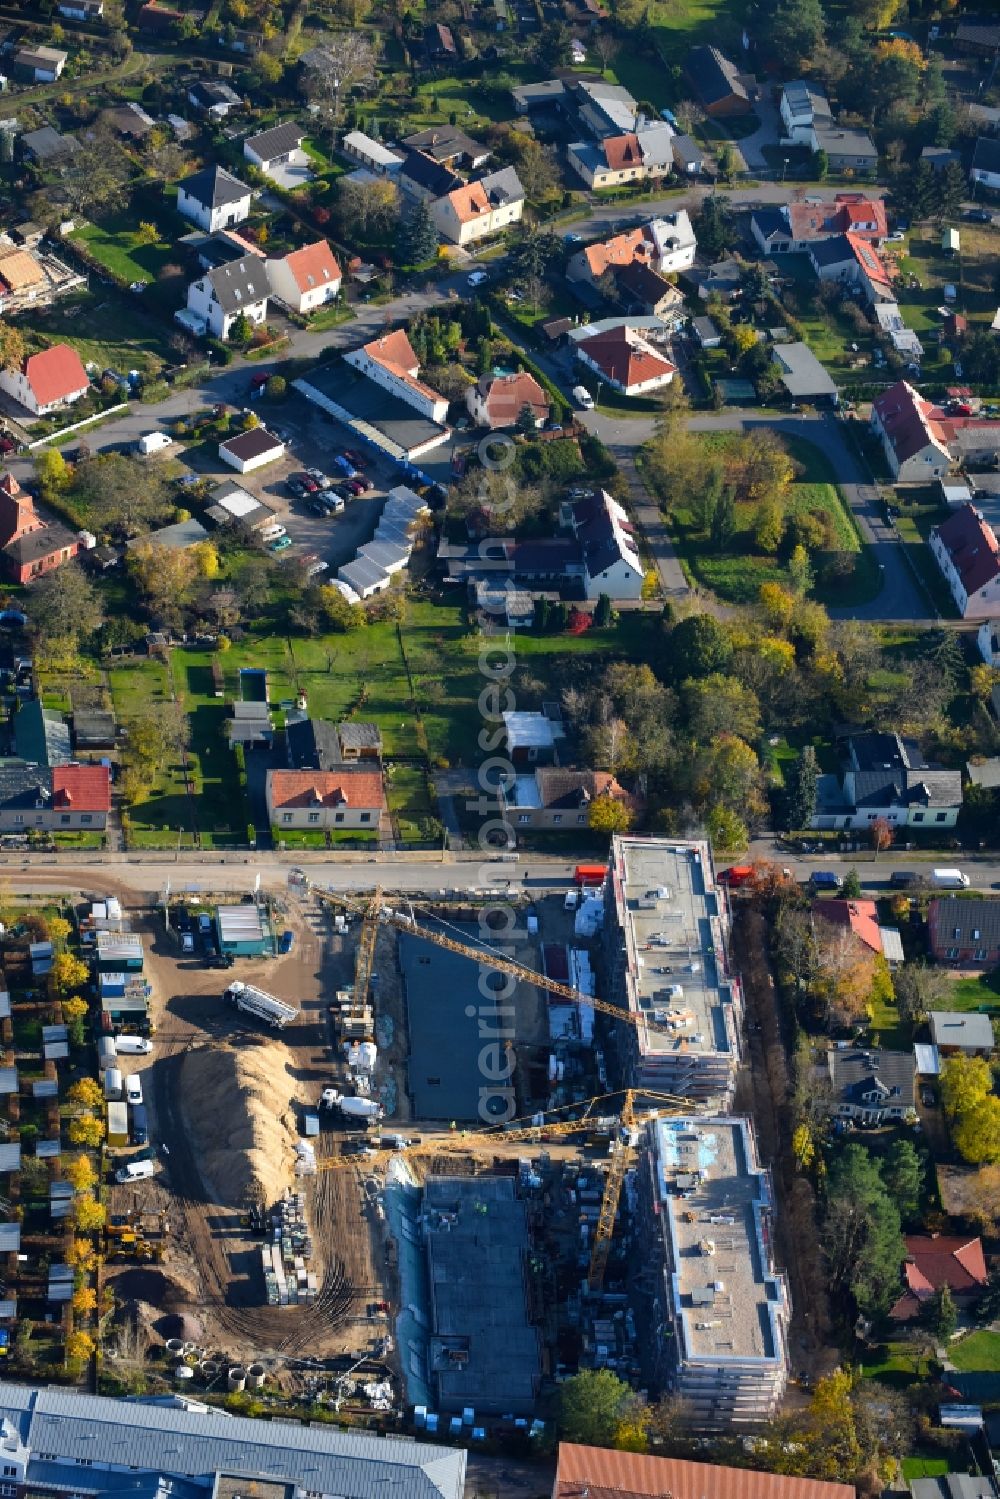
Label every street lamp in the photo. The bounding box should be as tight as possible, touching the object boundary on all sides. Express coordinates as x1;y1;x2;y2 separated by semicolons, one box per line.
781;157;790;183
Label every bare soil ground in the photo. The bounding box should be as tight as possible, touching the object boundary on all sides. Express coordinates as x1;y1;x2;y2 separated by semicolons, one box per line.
105;889;391;1370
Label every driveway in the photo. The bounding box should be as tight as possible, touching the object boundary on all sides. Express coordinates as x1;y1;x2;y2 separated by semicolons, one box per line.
736;99;782;173
265;151;315;191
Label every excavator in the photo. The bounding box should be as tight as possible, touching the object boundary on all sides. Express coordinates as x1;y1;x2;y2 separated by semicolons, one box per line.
309;886;714;1291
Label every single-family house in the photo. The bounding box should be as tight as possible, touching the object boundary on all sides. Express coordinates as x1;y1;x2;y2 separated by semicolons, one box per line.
928;1009;995;1056
243;120;305;175
929;898;1000;970
890;1236;988;1323
872;381;952;482
561;489;644;599
811;899;901;965
752;195;888;256
13;46;67;83
0;475;78;585
671;134;705;175
403;127;490;171
808;233;892;305
810;124;877;174
957;21;1000;56
685;46;751;117
218;426;285;474
50;764;110;831
186;254;269;340
930;504;1000;618
922;146;962;174
575;324;676;397
971;137;1000;193
613;261;683;317
502;768;640;830
21;127;80;164
466;371;549;430
568;133;645;190
812;729;962;831
267;768;384;832
645;211;697;273
342;131;404;175
187;81;242;118
177;166;253;235
779;80;831;145
503;710;565;767
424;22;457;60
0;344;89;417
511;79;568;114
265;241;341;314
771;342;838;403
344;330;449;423
430;167;525;246
826;1047;914;1125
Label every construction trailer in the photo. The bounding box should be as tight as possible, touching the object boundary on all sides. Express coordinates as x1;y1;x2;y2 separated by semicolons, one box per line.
107;1100;129;1147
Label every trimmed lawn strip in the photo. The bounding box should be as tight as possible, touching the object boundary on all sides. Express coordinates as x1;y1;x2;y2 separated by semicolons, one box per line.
944;970;1000;1013
949;1330;1000;1371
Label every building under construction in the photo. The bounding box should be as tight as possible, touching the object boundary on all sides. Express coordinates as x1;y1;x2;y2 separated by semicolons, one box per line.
636;1114;790;1428
601;836;743;1104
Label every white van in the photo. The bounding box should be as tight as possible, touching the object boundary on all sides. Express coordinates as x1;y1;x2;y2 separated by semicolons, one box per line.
564;889;579;911
138;431;172;456
115;1159;154;1183
932;867;970;889
260;523;287;542
572;385;595;411
126;1074;143;1106
115;1036;152;1056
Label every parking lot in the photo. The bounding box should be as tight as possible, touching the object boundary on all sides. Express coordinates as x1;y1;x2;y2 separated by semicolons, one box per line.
181;390;409;576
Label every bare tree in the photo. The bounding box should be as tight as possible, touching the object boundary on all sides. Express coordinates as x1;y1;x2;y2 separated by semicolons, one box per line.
301;35;377;119
336;175;399;236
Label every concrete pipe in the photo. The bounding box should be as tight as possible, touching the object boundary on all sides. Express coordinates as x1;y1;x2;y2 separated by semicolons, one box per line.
246;1363;266;1389
227;1366;247;1393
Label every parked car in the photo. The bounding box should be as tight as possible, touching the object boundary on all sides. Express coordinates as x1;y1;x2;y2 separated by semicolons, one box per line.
0;434;16;456
197;913;212;933
279;930;294;954
921;1086;937;1107
181;931;195;953
306;468;332;489
965;208;993;224
126;1075;143;1106
467;270;488;286
270;535;293;552
309;498;330;516
343;449;367;468
351;475;374;492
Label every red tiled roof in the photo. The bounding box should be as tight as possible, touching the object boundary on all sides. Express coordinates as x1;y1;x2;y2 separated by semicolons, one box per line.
873;379;950;466
583;227;649;278
578;326;676;391
555;1444;855;1499
846;231;891;288
51;764;111;813
22;344;89;407
786;194;887;243
812;898;882;953
934;502;1000;598
445;180;491;224
478;371;548;424
602;132;642;172
359;330;442;406
283;239;341;293
268;769;384;810
890;1234;987;1320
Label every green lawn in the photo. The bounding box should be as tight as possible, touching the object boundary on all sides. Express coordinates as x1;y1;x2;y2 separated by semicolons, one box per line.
944;970;1000;1013
895;513;960;620
386;766;438;843
72;216;176;290
18;289;175;380
901;1458;951;1481
862;1340;934;1388
949;1330;1000;1372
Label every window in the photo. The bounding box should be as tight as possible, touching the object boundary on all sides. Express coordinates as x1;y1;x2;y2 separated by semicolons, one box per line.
3;1466;18;1477
518;814;530;824
307;812;320;825
578;815;587;824
912;812;924;822
60;815;70;825
81;814;92;825
976;949;988;962
335;812;344;824
936;811;947;822
281;813;292;825
946;947;959;959
360;812;371;823
553;814;562;825
12;816;21;827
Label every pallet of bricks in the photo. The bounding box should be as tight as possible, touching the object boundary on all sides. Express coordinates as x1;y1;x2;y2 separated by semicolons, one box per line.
264;1189;317;1306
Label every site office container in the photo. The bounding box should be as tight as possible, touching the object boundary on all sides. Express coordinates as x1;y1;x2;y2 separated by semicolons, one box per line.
574;864;608;886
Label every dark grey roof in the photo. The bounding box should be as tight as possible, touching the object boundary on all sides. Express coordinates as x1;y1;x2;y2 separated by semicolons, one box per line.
220;425;283;462
810;234;855;268
203;254;269;312
244;119;303;162
189;80;241;110
685;45;748;108
481;165;524;205
179;165;252;211
813;123;878;159
399;150;462;197
828;1047;913;1107
402;126;488;164
957;20;1000;49
672;133;704;166
850;730;922;772
338;721;382;751
752;207;790;242
286;715;343;771
912;1475;997;1499
0;759;51;813
0;1385;465;1499
21;126;79;161
973;137;1000;176
929;897;1000;958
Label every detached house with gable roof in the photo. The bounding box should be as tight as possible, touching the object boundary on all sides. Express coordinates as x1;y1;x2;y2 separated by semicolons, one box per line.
872;380;953;481
0;474;78;585
266;768;385;832
574;324;676;397
265;240;341;314
467;371;549;430
0;344;89;418
430;167;524;246
186;254;269;341
685;45;751;117
502;767;641;831
827;1047;915;1125
177;166;252;234
930;504;1000;618
561;489;644;599
812;729;962;831
890;1235;988;1322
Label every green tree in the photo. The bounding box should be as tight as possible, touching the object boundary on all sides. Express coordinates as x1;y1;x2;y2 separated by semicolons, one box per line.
669;614;732;682
27;564;104;649
229;311;253;347
785;745;818;830
880;1139;923;1226
771;0;826;70
557;1369;638;1445
824;1144;905;1316
841;868;863;899
937;159;965;222
589;795;633;834
695;194;733;261
706;803;748;851
399;198;439;265
683;673;760;744
594;594;613;628
35;448;69;496
924;1283;957;1342
266;374;287;398
813;147;829;180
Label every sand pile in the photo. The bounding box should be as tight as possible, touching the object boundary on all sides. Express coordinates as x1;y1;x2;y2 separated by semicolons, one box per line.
180;1042;299;1206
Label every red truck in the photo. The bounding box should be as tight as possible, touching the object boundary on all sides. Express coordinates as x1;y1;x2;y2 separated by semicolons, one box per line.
574;863;608;887
719;865;755;887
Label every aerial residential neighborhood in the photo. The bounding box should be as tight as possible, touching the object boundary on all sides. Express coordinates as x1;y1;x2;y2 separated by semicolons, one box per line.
1;0;1000;1496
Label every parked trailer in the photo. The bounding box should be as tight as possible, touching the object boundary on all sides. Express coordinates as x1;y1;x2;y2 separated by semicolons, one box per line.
226;981;298;1029
97;1036;117;1074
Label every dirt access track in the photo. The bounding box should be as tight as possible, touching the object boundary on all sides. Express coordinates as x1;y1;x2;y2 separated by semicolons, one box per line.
105;884;388;1369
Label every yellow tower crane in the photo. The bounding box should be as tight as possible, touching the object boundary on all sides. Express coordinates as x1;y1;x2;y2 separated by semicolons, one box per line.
312;1088;702;1293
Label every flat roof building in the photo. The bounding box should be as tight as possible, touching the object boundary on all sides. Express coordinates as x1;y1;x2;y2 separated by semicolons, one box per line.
422;1175;541;1415
216;903;272;956
638;1115;790;1425
601;835;742;1104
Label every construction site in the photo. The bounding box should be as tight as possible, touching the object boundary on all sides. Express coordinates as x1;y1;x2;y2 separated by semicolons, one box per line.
91;837;810;1433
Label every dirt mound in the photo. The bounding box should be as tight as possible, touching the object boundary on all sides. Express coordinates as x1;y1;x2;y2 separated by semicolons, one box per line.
154;1311;204;1342
111;1269;187;1307
180;1041;300;1207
